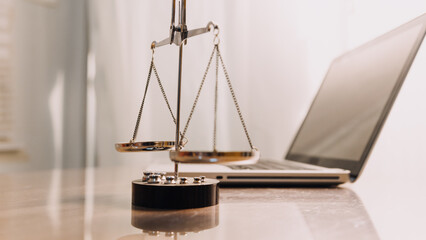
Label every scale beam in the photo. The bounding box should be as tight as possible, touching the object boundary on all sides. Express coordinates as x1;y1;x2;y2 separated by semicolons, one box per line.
152;22;217;49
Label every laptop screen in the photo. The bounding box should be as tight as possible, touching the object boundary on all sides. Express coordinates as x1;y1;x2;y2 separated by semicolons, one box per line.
286;14;426;181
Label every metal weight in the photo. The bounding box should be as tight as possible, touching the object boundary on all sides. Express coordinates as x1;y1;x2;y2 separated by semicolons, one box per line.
132;176;219;209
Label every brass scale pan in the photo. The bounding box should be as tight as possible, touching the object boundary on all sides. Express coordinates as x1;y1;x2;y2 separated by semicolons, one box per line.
170;149;259;164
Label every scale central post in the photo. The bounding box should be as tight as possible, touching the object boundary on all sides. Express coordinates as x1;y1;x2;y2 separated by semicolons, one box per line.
175;44;183;179
174;0;187;179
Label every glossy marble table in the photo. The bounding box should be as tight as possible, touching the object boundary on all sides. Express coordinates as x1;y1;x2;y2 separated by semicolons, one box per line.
0;165;423;240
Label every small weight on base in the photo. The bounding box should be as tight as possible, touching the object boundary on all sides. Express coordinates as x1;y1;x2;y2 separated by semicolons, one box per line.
193;177;201;183
142;171;152;182
179;177;188;184
165;176;176;184
147;174;161;184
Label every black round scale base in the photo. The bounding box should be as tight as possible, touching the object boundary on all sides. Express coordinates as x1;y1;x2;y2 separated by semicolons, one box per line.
132;178;219;209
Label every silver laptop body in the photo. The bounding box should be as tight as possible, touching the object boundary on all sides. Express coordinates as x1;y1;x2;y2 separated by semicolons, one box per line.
150;14;426;186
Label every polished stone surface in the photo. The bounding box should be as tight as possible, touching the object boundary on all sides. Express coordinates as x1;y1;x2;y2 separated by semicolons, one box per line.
0;165;422;240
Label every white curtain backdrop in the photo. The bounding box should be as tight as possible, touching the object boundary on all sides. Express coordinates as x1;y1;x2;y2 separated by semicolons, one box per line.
89;0;426;167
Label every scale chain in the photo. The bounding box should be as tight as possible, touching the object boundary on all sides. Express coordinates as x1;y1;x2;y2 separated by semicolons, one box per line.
180;43;255;151
180;45;216;142
131;56;186;146
217;46;254;150
131;60;154;142
152;62;187;146
213;45;219;151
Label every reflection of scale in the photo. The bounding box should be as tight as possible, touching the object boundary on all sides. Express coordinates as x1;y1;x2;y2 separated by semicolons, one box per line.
115;0;260;209
119;205;219;239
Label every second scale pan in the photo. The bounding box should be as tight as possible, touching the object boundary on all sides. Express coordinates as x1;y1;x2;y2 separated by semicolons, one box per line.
170;149;260;164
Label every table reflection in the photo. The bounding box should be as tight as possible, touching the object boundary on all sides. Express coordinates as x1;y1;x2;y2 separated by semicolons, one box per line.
119;205;219;240
118;188;379;240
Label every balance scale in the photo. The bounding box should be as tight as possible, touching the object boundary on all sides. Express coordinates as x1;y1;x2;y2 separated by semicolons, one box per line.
115;0;260;209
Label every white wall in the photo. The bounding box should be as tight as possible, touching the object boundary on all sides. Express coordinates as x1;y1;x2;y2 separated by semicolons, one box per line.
0;0;87;172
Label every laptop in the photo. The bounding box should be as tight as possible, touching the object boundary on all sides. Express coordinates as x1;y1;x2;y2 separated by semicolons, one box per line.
149;14;426;186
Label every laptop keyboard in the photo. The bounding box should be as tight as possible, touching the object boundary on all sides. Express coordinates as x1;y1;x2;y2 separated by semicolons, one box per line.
227;160;312;171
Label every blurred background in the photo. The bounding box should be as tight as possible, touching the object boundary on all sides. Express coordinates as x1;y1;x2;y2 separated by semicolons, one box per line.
1;0;426;172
